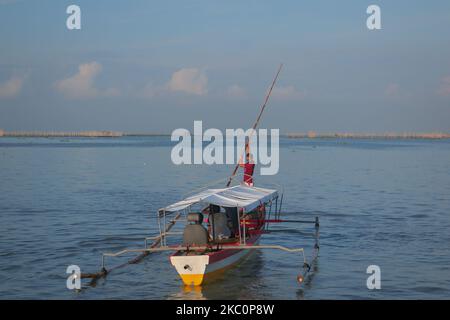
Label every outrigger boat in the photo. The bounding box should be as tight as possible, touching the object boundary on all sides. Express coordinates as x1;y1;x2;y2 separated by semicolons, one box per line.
81;64;320;288
95;178;320;287
162;183;319;285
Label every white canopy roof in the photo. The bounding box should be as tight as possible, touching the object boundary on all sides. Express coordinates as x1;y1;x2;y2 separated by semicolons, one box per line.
161;185;278;213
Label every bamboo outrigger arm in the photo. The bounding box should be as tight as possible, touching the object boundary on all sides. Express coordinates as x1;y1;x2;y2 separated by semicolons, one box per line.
104;244;307;259
101;242;320;284
80;212;182;282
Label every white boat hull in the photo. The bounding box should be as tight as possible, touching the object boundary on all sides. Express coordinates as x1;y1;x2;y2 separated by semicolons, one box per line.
170;239;260;286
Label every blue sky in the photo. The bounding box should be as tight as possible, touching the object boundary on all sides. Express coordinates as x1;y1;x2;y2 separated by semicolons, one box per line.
0;0;450;133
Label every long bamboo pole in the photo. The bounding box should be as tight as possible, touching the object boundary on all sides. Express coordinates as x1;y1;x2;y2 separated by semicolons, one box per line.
226;63;283;187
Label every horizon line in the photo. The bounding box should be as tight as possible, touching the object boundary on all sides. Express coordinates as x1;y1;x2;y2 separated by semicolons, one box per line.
1;129;450;139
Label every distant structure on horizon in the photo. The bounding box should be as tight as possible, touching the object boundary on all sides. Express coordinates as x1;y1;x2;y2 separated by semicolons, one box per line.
0;130;123;137
1;129;449;139
287;132;450;139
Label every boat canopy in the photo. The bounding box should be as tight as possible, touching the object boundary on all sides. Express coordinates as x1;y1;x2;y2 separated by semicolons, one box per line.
161;185;278;213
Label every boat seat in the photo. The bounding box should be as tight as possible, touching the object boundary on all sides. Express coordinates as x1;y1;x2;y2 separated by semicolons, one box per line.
183;212;209;246
183;225;209;246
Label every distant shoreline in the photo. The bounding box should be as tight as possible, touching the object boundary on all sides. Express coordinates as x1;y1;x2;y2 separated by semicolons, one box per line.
285;132;450;140
0;130;166;138
1;130;450;139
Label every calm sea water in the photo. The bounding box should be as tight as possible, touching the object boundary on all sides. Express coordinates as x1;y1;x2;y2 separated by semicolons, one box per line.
0;136;449;299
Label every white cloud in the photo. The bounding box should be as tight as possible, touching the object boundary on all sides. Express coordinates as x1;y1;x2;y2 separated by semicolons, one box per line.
227;84;246;98
168;68;207;95
0;74;27;98
437;76;450;96
55;62;119;99
139;68;208;99
271;85;306;101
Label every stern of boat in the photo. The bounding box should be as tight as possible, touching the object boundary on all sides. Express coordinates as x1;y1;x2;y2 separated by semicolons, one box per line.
170;254;209;286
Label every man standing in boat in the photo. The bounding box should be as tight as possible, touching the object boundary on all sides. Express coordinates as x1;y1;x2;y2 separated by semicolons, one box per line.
239;143;255;186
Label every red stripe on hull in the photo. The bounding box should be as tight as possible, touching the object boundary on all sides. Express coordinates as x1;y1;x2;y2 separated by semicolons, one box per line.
207;234;261;264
